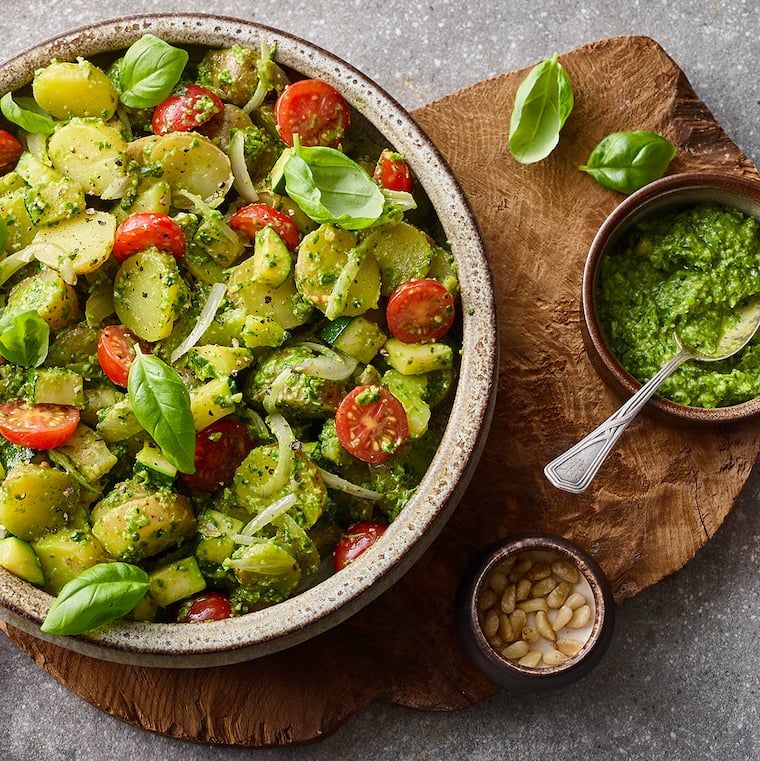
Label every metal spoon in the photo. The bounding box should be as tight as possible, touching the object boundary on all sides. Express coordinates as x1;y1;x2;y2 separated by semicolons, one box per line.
544;297;760;494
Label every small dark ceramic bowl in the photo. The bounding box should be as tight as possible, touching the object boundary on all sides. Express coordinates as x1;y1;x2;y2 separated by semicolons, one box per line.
457;534;615;692
582;171;760;423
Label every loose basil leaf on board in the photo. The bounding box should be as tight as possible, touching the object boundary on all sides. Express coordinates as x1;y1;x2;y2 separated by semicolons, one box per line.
0;92;55;135
0;310;50;367
283;137;386;229
579;131;677;193
128;348;196;473
508;53;574;165
119;34;189;109
40;562;149;636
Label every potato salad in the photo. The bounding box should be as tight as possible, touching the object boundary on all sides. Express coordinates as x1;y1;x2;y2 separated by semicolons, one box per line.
0;34;459;633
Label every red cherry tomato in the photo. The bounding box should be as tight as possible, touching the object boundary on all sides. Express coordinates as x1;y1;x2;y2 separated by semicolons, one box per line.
0;129;23;174
335;385;408;464
274;78;350;148
179;419;255;493
373;149;414;192
228;203;301;252
175;591;233;622
386;278;455;344
112;212;186;262
0;400;79;449
97;325;144;388
333;521;387;571
151;84;224;135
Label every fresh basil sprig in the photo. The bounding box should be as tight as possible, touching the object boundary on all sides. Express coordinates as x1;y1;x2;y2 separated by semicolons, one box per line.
128;347;196;473
40;562;149;636
579;131;677;193
0;310;50;367
282;136;386;230
118;34;189;109
508;53;574;165
0;92;55;135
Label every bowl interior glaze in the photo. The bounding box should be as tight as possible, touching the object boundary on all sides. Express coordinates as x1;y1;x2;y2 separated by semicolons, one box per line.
582;171;760;423
0;13;497;667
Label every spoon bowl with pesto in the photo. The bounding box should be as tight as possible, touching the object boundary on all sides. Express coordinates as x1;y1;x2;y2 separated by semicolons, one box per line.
546;172;760;493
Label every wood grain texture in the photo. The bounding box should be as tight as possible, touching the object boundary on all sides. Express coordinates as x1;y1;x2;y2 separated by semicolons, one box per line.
3;34;759;747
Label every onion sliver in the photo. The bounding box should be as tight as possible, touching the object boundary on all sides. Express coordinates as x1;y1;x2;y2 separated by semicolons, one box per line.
294;342;357;380
228;130;259;203
319;468;383;500
170;282;226;363
251;413;295;498
235;492;298;540
0;247;37;287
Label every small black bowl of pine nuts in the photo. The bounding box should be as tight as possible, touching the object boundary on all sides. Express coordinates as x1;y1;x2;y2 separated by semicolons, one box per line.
457;533;615;691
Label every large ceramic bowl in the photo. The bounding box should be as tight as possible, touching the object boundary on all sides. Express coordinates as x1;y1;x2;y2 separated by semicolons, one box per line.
0;13;497;666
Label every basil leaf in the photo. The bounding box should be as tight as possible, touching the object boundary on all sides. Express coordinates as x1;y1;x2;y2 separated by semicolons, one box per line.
128;348;196;473
0;92;55;135
119;34;189;109
40;562;149;636
579;131;677;193
508;53;574;165
283;141;385;230
0;310;50;367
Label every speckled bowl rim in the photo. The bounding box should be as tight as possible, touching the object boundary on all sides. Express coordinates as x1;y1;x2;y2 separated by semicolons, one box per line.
582;171;760;423
0;13;498;667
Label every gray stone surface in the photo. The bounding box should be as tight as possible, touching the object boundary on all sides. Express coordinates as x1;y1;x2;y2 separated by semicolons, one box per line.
1;2;759;759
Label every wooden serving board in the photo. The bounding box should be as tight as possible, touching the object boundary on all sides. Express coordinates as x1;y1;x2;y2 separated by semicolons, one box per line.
4;35;760;747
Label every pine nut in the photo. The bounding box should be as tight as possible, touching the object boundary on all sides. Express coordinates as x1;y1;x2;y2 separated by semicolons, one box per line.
500;583;516;614
482;609;499;637
518;650;543;668
552;605;573;631
535;610;556;641
543;649;569;666
556;639;585;657
489;570;508;595
551;559;580;583
511;558;533;579
501;640;530;659
498;613;514;642
547;580;572;609
478;588;498;611
522;625;540;644
515;578;532;601
517;597;549;613
567;604;591;629
526;560;551;581
531;577;557;597
565;592;586;610
509;609;527;637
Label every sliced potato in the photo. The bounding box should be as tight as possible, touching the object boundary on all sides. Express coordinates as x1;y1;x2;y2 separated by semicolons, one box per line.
6;268;79;331
33;209;115;276
48;119;128;197
32;59;118;120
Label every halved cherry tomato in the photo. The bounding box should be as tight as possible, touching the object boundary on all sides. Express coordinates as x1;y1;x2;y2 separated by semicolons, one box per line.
0;400;79;449
335;385;408;464
274;78;350;148
333;521;387;571
97;325;144;388
0;129;23;175
373;149;414;193
228;203;301;252
386;278;455;344
175;591;233;622
179;419;255;493
112;212;186;262
151;84;224;135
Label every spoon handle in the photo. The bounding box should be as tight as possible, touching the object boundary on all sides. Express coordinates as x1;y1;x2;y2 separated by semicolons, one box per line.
544;350;689;494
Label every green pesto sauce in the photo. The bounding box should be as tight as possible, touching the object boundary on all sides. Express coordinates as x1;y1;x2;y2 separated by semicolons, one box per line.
596;203;760;408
